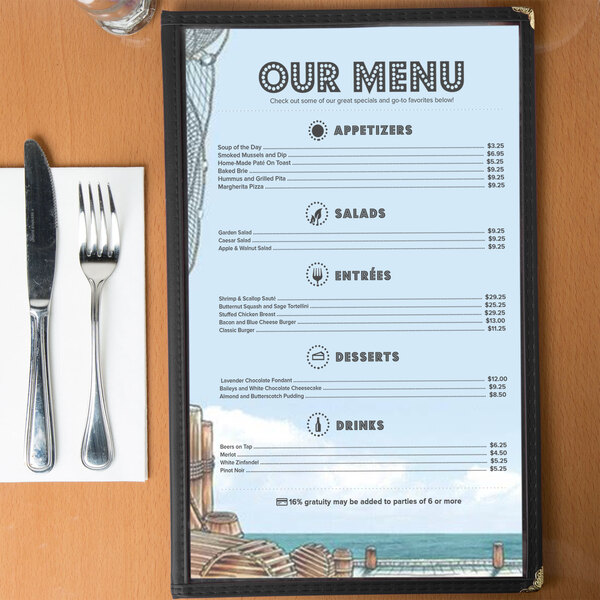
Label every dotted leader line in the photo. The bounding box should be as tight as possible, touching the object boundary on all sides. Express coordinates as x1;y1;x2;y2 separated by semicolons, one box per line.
224;487;513;491
215;108;505;113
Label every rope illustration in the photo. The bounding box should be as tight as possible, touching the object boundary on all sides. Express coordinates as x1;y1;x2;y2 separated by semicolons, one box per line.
185;28;230;272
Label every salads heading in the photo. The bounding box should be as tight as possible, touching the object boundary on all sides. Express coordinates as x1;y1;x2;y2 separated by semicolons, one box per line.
258;61;465;94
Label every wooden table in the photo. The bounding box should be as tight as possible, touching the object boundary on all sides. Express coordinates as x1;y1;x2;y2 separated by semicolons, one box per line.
0;1;598;598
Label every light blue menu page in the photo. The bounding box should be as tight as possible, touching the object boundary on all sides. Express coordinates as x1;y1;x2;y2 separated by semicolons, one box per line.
186;24;522;574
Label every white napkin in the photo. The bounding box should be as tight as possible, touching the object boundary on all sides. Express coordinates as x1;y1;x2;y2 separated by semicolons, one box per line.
0;168;146;481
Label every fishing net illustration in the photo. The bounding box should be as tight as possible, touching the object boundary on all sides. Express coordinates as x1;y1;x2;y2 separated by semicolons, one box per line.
186;28;230;272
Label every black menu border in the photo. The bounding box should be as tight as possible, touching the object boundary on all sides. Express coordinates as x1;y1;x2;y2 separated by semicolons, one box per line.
161;7;541;597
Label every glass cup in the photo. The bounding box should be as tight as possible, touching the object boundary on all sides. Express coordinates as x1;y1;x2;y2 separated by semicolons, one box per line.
75;0;156;36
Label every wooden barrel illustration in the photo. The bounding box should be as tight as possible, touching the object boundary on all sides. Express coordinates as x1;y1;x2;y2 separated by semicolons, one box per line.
191;531;297;578
290;543;335;578
332;548;354;577
204;511;243;537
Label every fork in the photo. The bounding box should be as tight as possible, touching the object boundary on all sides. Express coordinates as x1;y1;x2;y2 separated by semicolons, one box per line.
78;183;120;470
312;267;323;286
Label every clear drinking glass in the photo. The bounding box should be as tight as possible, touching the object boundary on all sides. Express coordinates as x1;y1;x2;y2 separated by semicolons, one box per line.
75;0;156;36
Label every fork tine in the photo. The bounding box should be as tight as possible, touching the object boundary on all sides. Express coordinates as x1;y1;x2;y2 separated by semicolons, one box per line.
87;184;97;256
78;183;87;255
97;184;108;257
107;184;120;257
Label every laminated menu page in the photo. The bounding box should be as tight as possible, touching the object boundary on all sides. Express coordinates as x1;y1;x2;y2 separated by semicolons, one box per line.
162;7;541;597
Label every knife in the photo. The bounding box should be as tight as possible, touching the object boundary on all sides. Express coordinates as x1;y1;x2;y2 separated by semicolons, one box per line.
24;140;57;472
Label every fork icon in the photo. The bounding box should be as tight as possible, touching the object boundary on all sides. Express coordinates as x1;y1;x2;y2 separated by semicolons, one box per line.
312;267;323;286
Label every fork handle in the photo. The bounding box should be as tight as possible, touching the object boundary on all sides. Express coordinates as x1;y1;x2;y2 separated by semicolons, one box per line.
25;307;55;472
81;282;114;470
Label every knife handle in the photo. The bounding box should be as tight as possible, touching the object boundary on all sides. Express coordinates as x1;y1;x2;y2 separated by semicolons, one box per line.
25;307;55;472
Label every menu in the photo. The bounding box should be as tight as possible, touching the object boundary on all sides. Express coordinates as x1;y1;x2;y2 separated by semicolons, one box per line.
163;11;540;593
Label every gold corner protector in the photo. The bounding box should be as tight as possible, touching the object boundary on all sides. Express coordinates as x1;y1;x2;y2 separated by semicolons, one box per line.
512;7;535;29
520;567;544;592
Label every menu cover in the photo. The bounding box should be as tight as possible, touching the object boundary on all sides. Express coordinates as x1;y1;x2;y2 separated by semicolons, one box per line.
161;7;541;597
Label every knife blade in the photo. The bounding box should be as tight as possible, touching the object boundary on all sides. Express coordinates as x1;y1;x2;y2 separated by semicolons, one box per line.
24;139;57;472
